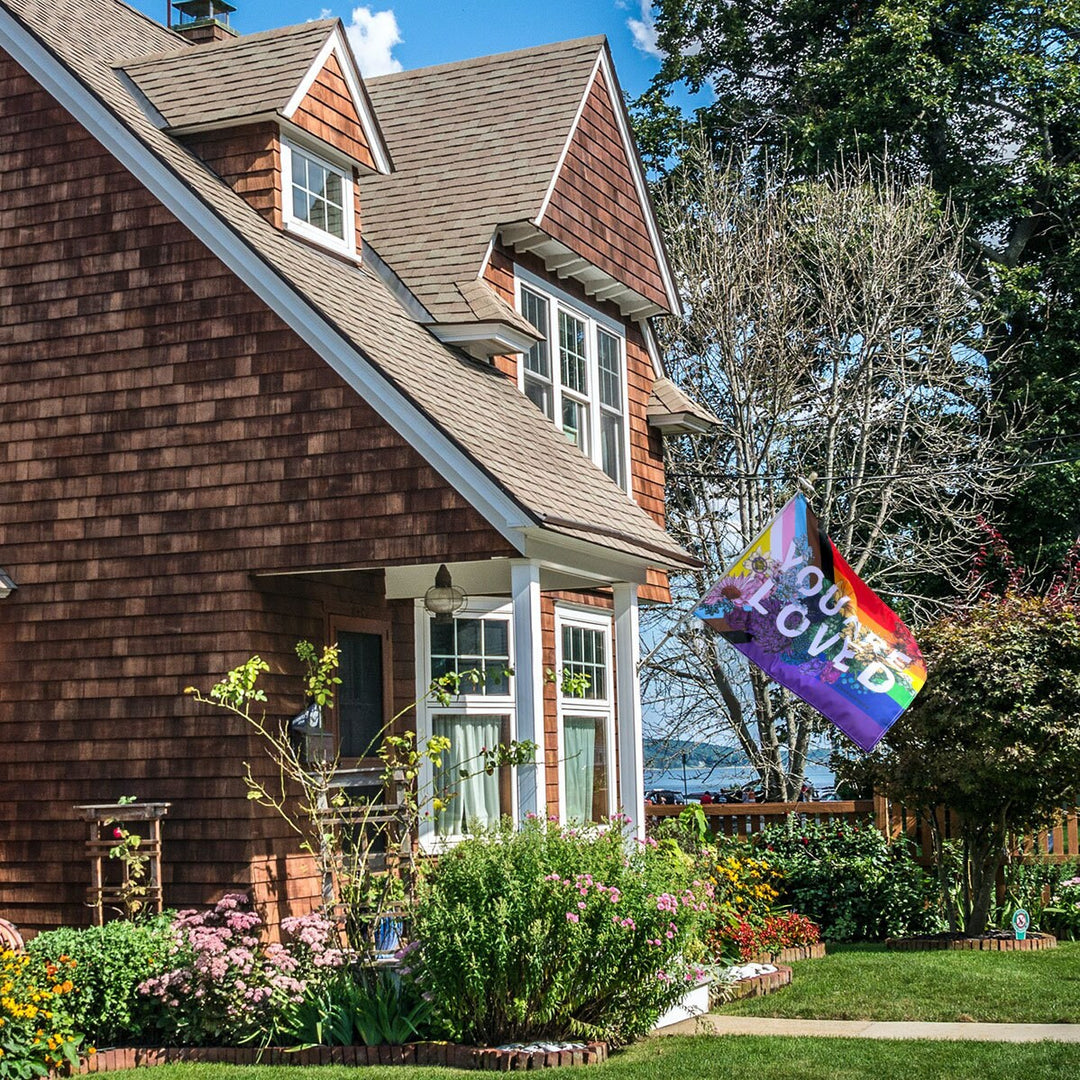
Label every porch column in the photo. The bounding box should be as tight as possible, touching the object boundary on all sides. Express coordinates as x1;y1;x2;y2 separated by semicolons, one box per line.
613;582;645;841
511;559;546;820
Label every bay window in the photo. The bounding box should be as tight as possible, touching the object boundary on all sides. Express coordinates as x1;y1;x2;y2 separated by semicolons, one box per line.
516;272;629;492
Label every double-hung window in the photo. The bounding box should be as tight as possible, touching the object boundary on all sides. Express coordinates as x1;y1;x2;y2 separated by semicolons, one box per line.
556;606;615;824
516;272;629;491
281;138;355;256
417;601;515;845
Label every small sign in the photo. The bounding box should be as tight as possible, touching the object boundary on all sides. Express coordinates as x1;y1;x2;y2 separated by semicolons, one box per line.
1012;909;1030;940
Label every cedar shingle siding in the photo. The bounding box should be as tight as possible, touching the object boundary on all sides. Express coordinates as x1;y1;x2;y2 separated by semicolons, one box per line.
0;53;512;930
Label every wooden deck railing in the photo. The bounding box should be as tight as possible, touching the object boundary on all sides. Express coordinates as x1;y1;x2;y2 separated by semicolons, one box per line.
644;796;1080;865
644;799;878;840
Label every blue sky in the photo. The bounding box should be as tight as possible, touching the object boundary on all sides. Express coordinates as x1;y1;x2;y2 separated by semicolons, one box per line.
134;0;665;96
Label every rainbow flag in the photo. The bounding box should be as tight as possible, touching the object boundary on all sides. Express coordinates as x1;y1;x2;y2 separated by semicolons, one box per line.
695;495;925;752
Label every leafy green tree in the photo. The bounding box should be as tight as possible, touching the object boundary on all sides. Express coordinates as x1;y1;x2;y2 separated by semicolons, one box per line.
863;588;1080;935
635;0;1080;568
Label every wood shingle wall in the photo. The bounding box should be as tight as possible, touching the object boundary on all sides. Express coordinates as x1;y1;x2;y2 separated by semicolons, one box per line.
0;50;514;933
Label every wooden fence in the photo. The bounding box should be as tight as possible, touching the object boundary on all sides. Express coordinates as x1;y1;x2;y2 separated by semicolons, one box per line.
644;797;1080;865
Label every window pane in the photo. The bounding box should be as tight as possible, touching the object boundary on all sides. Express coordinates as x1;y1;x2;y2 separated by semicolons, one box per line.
524;376;553;419
456;618;482;657
290;148;346;241
433;714;505;835
521;289;550;379
559;311;587;395
430;620;455;657
484;619;509;658
601;413;624;487
562;397;587;450
561;625;607;700
564;716;608;823
597;330;622;409
483;664;509;696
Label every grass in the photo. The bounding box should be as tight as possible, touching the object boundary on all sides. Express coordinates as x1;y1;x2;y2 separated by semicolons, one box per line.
722;941;1080;1023
101;1037;1080;1080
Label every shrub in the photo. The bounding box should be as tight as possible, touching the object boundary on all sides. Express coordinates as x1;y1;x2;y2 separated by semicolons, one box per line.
409;817;712;1047
704;843;782;926
28;916;173;1046
138;896;347;1046
0;949;84;1079
753;816;944;941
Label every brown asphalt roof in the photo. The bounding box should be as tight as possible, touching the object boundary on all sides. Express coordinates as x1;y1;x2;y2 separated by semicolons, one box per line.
123;21;332;130
1;0;695;570
361;38;603;325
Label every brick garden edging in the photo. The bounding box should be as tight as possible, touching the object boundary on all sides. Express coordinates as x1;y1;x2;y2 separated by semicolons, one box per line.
886;932;1057;952
722;963;793;1002
752;942;826;964
79;1042;609;1073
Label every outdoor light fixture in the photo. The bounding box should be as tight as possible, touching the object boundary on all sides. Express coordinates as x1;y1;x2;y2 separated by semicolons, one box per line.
424;564;467;624
0;569;16;599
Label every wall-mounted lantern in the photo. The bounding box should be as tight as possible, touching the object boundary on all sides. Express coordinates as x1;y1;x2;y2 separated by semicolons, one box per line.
0;569;16;599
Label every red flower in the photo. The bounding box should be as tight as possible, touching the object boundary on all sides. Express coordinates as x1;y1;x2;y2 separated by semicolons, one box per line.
113;827;124;839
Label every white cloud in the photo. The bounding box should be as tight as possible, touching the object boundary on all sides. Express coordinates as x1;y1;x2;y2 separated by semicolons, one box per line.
627;0;663;59
344;6;403;77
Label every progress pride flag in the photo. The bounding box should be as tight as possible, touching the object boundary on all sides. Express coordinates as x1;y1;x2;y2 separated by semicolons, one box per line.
695;495;926;752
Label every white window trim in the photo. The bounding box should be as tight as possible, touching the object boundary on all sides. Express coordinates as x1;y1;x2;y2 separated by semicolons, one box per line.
554;603;617;824
414;597;518;851
280;136;356;257
514;267;632;494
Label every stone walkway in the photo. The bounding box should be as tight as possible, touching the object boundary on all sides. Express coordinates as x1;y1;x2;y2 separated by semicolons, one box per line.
656;1014;1080;1043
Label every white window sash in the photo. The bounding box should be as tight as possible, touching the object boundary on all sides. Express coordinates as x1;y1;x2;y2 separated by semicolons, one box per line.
280;136;356;257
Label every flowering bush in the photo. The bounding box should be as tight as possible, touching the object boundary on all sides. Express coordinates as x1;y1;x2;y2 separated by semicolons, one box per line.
409;816;712;1047
138;895;347;1046
0;950;84;1079
28;916;173;1047
705;845;781;925
708;912;821;962
753;816;943;941
1045;872;1080;940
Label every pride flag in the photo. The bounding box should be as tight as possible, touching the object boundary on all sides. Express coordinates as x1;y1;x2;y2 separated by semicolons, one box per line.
695;495;925;752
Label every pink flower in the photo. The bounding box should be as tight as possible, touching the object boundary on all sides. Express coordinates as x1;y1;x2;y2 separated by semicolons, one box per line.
566;912;579;923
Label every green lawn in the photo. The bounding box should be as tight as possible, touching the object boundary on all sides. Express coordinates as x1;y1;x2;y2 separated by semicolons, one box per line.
722;941;1080;1023
103;1037;1080;1080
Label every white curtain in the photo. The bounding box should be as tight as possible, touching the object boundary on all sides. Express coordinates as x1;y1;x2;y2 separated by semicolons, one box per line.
564;716;597;823
433;715;502;836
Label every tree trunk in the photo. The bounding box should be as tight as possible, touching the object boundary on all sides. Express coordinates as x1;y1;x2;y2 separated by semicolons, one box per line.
964;833;1005;936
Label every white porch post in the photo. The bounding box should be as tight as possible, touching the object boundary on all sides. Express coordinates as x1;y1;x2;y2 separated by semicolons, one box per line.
511;559;546;820
613;582;645;841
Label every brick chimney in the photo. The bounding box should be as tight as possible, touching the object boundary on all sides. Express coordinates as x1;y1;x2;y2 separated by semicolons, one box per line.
170;0;238;43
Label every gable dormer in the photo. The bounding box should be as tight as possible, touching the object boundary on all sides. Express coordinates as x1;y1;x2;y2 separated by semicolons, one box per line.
123;20;392;259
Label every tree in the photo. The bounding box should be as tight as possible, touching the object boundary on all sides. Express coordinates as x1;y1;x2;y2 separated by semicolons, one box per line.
642;145;1021;799
861;587;1080;935
635;0;1080;569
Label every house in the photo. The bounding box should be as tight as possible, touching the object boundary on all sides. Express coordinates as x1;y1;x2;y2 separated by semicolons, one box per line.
0;0;714;933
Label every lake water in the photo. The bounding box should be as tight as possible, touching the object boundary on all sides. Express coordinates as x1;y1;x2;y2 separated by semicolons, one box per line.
644;762;835;801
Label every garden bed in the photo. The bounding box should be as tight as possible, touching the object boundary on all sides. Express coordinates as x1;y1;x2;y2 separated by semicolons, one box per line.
79;1042;609;1073
886;932;1057;952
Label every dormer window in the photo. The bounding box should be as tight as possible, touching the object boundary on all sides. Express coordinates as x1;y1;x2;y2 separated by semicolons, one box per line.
281;138;355;256
516;271;629;492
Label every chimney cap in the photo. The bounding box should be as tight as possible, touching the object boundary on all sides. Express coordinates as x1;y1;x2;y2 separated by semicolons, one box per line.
173;0;236;23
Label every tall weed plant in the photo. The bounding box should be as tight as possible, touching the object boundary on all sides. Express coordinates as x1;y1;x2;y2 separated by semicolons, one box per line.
409;817;712;1047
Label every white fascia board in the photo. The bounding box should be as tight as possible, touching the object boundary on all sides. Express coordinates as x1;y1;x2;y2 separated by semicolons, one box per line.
521;528;651;586
0;5;533;549
430;322;538;355
641;319;666;379
281;24;392;176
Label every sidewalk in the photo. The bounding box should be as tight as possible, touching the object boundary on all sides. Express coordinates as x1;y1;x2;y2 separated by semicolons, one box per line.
656;1014;1080;1043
